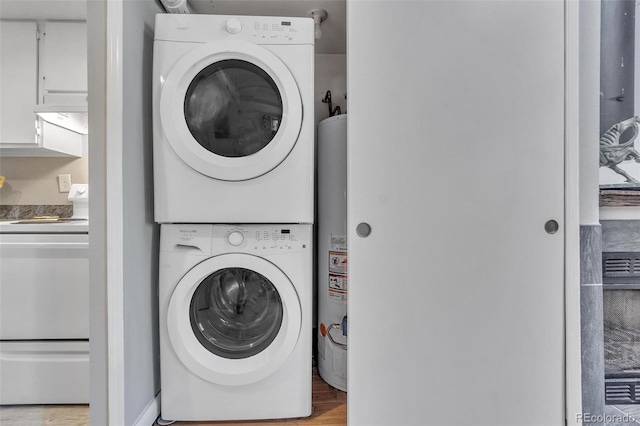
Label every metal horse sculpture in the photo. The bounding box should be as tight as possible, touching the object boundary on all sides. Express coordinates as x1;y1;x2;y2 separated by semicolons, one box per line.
600;116;640;183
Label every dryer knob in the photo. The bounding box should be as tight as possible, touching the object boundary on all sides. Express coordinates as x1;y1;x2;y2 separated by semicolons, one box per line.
228;231;244;246
225;18;243;34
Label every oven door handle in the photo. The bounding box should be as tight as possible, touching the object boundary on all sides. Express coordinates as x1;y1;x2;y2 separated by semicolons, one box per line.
0;242;88;249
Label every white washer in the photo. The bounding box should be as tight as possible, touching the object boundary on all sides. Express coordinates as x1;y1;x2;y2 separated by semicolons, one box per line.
159;224;312;421
153;14;314;224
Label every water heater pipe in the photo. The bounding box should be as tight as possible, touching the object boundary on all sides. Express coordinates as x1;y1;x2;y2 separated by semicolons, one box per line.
160;0;191;14
309;9;327;40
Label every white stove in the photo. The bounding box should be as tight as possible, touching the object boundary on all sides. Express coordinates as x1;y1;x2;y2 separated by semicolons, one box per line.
0;218;88;234
0;187;90;404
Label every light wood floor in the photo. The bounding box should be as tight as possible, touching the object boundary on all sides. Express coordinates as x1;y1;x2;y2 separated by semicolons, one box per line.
0;370;346;426
0;404;89;426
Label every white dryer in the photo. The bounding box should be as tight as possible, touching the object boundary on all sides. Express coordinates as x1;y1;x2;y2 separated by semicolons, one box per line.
153;15;314;224
159;224;312;421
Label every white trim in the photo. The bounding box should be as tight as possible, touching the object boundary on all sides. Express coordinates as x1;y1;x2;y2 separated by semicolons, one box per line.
600;206;640;220
133;393;161;426
565;0;583;424
636;0;640;116
106;0;125;424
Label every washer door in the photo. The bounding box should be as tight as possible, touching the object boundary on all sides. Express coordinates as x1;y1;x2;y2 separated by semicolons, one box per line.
167;253;302;385
159;40;303;181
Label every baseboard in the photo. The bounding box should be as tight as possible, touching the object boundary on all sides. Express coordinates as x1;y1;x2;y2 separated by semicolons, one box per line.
133;392;160;426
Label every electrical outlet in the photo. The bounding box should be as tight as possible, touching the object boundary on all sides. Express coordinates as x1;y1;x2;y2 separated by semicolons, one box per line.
58;174;71;193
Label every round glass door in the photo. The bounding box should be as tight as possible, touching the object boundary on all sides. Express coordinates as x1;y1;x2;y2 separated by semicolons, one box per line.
190;267;283;359
184;60;283;158
159;40;303;181
167;253;302;386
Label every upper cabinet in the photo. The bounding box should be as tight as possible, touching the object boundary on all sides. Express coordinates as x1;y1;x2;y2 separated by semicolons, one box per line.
0;21;38;146
0;20;86;157
40;22;88;103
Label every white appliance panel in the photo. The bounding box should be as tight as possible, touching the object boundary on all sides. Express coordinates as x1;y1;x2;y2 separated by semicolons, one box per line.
0;341;89;404
0;233;89;339
159;224;312;421
153;14;314;224
347;1;565;425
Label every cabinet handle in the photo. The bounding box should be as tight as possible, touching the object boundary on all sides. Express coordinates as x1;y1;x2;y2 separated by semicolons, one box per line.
356;222;372;238
545;220;559;234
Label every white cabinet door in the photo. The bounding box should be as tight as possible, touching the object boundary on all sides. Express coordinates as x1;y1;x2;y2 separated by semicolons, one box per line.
347;1;565;425
0;21;38;145
41;22;87;96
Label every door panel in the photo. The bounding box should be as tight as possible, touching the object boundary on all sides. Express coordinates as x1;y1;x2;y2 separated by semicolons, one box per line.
347;1;565;425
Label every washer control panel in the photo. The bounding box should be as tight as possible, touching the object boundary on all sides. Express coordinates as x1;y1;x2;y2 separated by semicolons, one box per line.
227;231;244;246
219;225;310;254
161;224;311;255
225;18;243;34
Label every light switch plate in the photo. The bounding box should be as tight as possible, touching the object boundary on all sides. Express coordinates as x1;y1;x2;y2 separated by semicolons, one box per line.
58;174;71;192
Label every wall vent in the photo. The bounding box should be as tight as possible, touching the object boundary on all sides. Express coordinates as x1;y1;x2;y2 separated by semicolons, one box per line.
605;378;640;404
603;252;640;284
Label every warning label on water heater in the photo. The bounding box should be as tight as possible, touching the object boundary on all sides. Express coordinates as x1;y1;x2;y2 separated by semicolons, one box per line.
329;273;348;301
329;251;347;275
328;250;347;301
330;235;347;252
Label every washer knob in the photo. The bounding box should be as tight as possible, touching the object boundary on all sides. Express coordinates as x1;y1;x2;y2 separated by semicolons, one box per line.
228;231;244;246
225;18;242;34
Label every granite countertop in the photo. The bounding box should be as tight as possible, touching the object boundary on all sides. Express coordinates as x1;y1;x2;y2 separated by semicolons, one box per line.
0;205;73;221
0;205;87;233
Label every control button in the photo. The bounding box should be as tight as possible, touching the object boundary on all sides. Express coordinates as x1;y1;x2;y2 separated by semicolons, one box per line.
228;231;244;246
226;18;242;34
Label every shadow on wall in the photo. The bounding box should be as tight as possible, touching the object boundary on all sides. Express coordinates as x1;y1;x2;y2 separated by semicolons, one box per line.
0;182;22;205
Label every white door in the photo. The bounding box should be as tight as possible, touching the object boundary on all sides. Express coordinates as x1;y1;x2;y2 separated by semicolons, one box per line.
167;253;302;385
347;1;565;425
159;40;303;181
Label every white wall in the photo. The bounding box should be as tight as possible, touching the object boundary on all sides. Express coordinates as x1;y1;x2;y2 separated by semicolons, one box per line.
579;0;601;225
0;155;88;205
637;0;640;119
122;1;162;424
88;0;162;424
314;54;347;127
87;0;108;423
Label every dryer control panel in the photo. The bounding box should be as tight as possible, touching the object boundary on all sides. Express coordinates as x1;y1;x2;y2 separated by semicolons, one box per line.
155;14;314;46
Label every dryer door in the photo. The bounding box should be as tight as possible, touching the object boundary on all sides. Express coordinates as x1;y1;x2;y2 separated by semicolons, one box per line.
159;40;303;181
167;253;302;385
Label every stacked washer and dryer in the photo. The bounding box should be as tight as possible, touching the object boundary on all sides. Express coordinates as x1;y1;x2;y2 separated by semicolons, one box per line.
153;14;314;422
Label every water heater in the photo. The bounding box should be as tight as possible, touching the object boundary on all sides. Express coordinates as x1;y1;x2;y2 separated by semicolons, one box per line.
317;114;347;391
